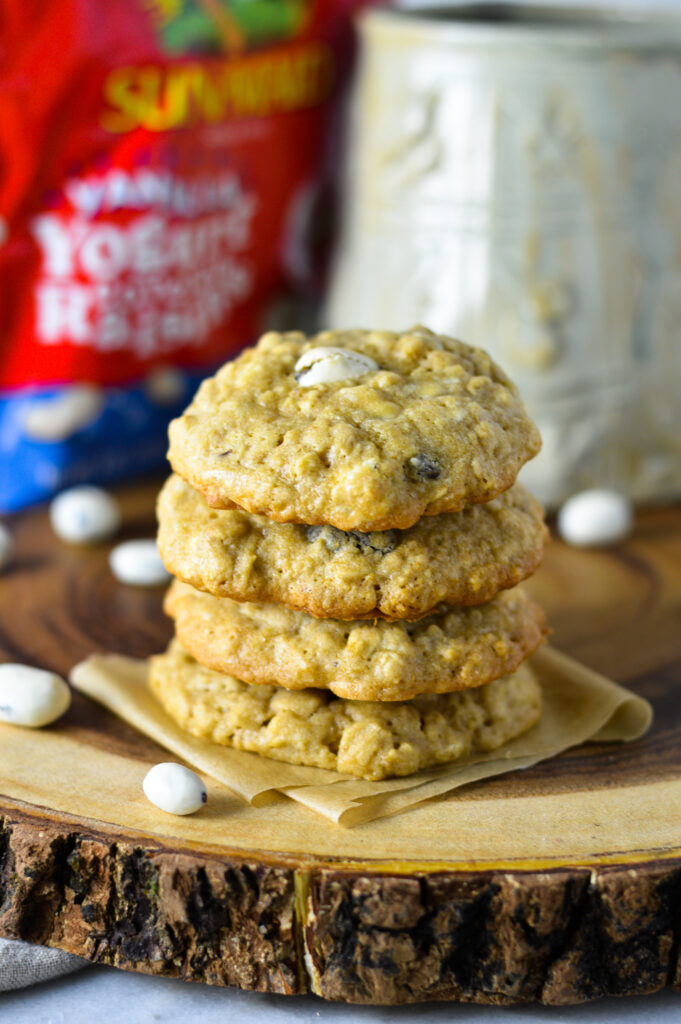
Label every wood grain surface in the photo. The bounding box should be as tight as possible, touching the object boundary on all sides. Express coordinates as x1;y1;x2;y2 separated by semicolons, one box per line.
1;480;681;1005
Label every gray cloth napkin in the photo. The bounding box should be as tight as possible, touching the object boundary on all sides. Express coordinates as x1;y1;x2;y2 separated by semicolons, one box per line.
0;936;88;992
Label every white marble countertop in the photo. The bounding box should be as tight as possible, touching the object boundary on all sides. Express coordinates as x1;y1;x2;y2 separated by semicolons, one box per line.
1;967;680;1024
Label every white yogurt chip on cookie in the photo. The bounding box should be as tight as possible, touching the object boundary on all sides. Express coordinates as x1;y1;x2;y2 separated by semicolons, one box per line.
294;346;378;386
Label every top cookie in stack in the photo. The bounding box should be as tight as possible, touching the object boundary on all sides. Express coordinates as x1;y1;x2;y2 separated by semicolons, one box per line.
154;326;548;781
167;326;542;531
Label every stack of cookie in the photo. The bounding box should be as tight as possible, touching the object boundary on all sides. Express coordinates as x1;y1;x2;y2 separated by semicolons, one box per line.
152;327;548;781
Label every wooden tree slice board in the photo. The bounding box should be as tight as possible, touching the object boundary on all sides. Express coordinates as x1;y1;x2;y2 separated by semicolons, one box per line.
2;481;681;1005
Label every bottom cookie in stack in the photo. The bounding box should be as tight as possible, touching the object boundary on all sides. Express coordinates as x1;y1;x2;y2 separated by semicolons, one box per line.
150;641;542;782
149;581;547;781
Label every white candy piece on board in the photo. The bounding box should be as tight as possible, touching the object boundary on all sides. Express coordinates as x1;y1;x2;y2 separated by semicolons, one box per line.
142;763;207;816
50;485;121;544
23;385;104;442
294;346;379;386
0;664;71;728
0;523;13;571
109;539;171;586
557;489;633;547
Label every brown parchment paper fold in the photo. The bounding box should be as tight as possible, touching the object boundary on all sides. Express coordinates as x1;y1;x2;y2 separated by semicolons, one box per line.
70;645;652;828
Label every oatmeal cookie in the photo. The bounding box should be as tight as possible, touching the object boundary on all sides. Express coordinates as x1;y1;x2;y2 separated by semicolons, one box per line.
167;326;541;531
157;474;548;619
164;580;547;702
150;640;542;781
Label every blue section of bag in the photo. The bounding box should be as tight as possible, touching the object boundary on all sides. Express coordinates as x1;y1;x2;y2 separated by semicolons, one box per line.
0;367;210;513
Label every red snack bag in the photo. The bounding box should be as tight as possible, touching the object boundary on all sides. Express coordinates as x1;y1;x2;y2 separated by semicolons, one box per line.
0;0;373;511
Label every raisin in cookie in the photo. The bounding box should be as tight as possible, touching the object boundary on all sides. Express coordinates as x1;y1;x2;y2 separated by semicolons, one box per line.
167;327;541;532
150;640;542;781
157;474;548;620
164;580;547;702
